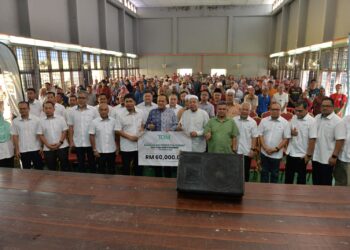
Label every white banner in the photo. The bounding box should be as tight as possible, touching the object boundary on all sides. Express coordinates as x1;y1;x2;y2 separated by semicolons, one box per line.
138;132;192;166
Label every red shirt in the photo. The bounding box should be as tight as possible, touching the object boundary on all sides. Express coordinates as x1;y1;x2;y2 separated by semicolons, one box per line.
330;93;347;109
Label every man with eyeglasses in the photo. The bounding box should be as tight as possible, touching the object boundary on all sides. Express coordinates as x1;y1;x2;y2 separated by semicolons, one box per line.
258;103;291;183
285;100;317;184
67;91;97;173
312;98;345;185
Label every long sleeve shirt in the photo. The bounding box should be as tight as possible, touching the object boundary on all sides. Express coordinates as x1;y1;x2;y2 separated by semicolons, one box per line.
145;108;177;132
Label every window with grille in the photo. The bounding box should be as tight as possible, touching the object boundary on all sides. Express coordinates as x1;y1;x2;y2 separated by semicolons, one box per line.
52;72;61;87
96;55;101;69
70;52;79;70
40;72;50;85
62;51;70;70
15;47;34;72
50;51;59;70
72;71;80;85
38;49;49;70
331;48;339;71
90;54;95;69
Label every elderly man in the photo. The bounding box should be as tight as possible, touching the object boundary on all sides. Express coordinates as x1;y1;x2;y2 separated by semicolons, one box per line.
166;94;182;118
89;103;117;175
145;94;177;177
312;98;345;185
244;86;259;112
273;85;289;113
179;95;209;153
258;103;291;183
226;89;240;118
233;102;259;182
204;101;239;154
285;100;317;184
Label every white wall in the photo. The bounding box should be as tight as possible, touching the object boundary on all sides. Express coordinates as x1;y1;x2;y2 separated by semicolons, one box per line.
305;0;326;46
138;6;272;77
139;18;172;54
286;0;298;50
0;0;20;36
0;0;137;53
334;0;350;39
125;14;134;53
77;0;100;48
178;17;228;53
28;0;70;43
106;2;120;51
272;0;350;53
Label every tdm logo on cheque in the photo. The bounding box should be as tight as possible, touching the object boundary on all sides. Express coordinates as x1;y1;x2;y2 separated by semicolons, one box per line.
158;134;171;140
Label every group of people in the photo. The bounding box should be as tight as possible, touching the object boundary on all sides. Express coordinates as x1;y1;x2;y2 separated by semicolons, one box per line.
0;74;349;186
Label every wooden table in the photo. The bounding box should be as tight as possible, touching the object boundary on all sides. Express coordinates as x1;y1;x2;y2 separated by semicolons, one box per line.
0;169;350;249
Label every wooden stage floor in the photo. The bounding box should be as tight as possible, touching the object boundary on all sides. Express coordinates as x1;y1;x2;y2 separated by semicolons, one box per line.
0;169;350;249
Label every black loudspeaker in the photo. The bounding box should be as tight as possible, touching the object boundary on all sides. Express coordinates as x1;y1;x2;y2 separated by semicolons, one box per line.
176;151;244;198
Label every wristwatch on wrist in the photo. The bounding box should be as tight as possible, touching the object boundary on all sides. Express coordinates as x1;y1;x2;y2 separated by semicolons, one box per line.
331;154;338;159
275;147;279;151
306;154;312;158
59;140;64;144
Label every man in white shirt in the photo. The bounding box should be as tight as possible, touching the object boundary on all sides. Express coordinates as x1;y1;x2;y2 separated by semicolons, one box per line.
113;94;126;119
166;94;182;118
41;92;66;119
313;97;345;185
285;100;317;184
334;115;350;186
179;95;209;153
68;91;97;173
11;101;44;169
37;101;70;171
233;102;259;182
115;94;144;176
273;85;289;113
136;90;157;122
258;103;291;183
27;88;42;117
89;103;117;174
94;93;115;119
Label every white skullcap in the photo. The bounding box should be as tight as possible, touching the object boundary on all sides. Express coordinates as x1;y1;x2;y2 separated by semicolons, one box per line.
226;89;235;95
185;95;198;101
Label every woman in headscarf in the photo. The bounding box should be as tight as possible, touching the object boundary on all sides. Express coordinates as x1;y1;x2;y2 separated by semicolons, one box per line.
0;112;14;168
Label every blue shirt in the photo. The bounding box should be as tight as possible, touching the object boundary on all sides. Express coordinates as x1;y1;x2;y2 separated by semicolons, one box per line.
257;94;270;115
145;108;178;131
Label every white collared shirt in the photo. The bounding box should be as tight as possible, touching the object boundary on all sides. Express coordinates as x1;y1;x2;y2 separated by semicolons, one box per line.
313;112;346;164
40;103;66;119
136;101;157;122
166;104;182;117
233;116;259;156
113;104;126;119
67;106;97;147
286;114;317;157
258;116;291;159
10;115;41;153
89;117;117;153
180;109;209;152
273;92;289;112
115;108;144;152
339;115;350;163
28;99;42;117
0;140;14;160
37;116;69;151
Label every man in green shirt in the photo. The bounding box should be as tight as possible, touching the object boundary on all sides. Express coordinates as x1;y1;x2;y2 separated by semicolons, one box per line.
204;101;239;153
